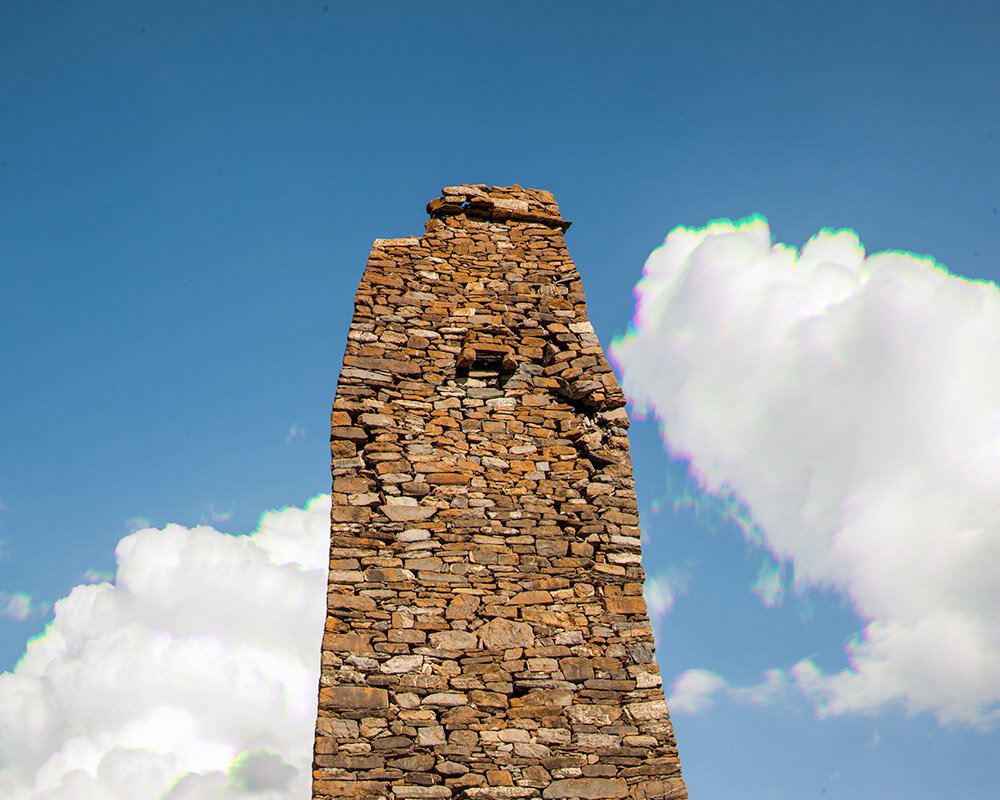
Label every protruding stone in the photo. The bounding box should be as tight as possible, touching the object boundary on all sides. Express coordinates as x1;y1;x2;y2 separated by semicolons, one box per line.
381;505;437;522
320;686;389;710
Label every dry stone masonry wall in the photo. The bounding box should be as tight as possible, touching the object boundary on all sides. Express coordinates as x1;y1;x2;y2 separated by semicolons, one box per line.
312;185;688;800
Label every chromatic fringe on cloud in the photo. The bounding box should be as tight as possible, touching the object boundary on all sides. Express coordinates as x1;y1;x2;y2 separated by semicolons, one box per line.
202;502;235;524
81;569;113;585
612;216;1000;728
0;592;47;623
0;495;331;799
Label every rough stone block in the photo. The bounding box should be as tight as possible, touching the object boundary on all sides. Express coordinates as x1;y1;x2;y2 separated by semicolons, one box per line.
478;618;535;650
542;778;628;799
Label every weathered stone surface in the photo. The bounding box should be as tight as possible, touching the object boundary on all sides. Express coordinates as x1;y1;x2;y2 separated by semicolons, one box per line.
313;780;389;798
392;787;453;799
319;686;389;710
478;618;535;650
382;504;437;522
566;704;621;725
312;185;686;800
542;778;628;799
625;699;671;722
559;656;594;682
322;632;372;653
391;755;436;771
429;630;478;650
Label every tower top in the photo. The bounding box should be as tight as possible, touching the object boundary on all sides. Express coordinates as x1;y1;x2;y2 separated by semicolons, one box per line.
426;184;571;231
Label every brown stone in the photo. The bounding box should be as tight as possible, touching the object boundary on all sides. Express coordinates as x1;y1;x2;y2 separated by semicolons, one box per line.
382;505;437;522
322;632;372;653
391;788;452;799
327;593;376;612
510;590;553;605
477;618;535;650
313;780;389;798
542;778;628;799
566;704;621;725
330;426;367;442
485;770;514;787
390;755;436;771
330;505;370;523
605;595;648;614
429;630;478;650
320;686;389;710
631;778;689;800
559;656;594;681
327;755;385;770
469;690;508;709
463;788;536;799
625;700;671;721
426;472;471;485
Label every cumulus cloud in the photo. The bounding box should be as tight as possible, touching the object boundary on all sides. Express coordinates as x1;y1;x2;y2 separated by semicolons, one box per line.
0;495;331;799
643;563;693;632
667;668;728;714
667;667;790;715
613;217;1000;728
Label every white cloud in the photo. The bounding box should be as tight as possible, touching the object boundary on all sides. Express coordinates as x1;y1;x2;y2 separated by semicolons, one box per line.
613;217;1000;728
667;668;728;714
668;667;790;715
644;563;694;629
727;667;791;707
0;495;331;799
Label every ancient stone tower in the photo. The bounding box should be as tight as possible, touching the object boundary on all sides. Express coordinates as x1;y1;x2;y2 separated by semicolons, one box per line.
313;185;687;800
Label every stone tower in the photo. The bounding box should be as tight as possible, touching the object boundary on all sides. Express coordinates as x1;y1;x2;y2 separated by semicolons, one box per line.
313;185;687;800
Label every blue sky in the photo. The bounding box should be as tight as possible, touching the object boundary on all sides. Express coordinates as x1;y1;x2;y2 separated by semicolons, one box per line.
2;1;999;798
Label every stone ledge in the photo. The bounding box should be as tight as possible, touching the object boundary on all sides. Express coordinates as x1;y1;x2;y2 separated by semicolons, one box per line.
373;236;422;248
427;184;571;231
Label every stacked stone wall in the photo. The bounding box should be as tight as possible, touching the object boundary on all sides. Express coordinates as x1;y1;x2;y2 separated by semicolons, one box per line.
313;184;688;800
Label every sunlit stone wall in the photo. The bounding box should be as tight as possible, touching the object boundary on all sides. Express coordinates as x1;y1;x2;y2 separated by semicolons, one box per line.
312;185;687;800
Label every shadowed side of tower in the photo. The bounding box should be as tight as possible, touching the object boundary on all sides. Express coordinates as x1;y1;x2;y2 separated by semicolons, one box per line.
313;185;687;800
